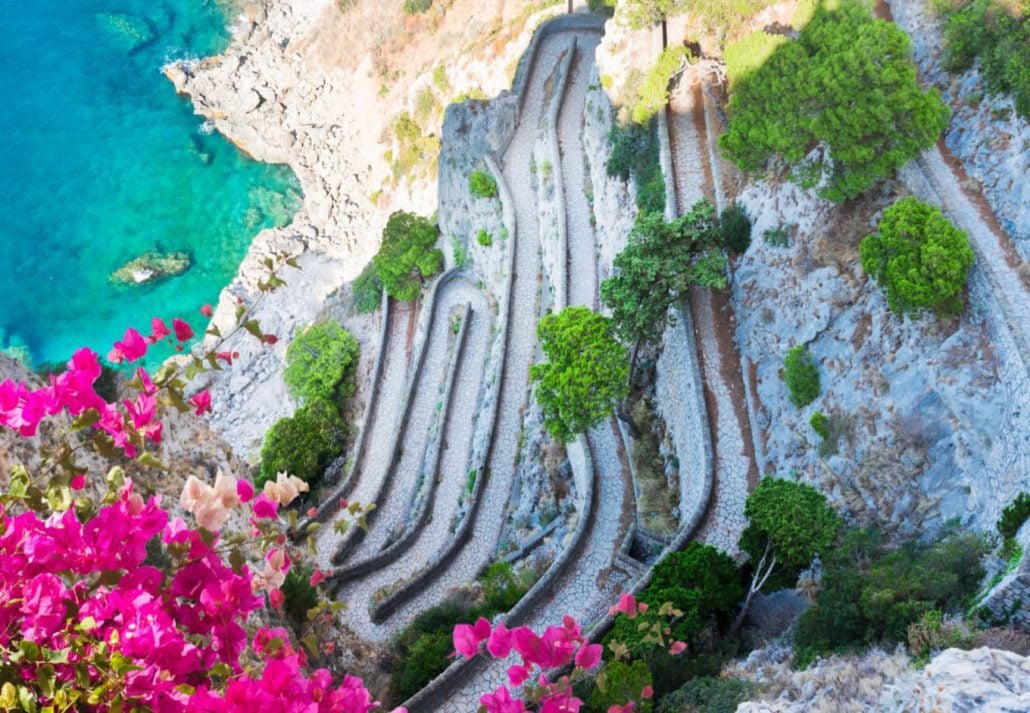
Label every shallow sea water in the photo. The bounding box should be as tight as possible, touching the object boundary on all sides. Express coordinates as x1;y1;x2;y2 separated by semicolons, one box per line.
0;0;299;367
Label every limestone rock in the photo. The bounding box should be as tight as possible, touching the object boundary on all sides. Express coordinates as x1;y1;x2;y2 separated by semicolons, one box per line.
109;250;191;286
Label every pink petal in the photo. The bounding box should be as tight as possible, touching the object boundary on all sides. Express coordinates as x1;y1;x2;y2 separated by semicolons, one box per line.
574;643;602;670
236;479;254;503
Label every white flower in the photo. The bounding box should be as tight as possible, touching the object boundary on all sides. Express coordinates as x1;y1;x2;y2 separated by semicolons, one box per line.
263;471;309;507
179;471;239;531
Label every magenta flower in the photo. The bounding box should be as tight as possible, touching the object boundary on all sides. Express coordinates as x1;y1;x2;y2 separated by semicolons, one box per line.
574;643;602;670
200;304;214;318
190;390;212;416
173;318;194;342
108;327;148;363
149;317;171;344
251;494;279;520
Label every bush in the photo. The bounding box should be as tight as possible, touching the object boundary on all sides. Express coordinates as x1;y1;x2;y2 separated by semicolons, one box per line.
763;224;793;248
402;0;433;15
351;262;383;313
998;492;1030;541
590;660;653;713
906;609;976;663
451;237;468;268
860;196;974;317
724;31;787;87
391;602;469;701
281;567;319;625
587;0;617;15
650;542;743;625
606;119;665;215
809;410;830;439
719;204;752;253
284;322;360;405
782;345;820;408
630;46;691;124
476;229;493;247
374;211;444;301
720;0;949;200
468;169;498;199
935;0;1029;117
480;561;534;612
656;677;757;713
259;398;346;487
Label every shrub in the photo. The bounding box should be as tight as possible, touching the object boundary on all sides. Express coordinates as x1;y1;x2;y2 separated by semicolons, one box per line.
480;561;534;612
935;0;1029;117
720;0;949;201
998;492;1030;541
782;345;820;408
451;236;468;268
606;119;665;215
656;677;757;713
374;211;444;301
587;0;617;15
402;0;433;15
906;609;976;663
590;660;653;713
284;322;360;405
414;86;437;121
724;31;787;87
259;398;346;487
476;229;493;247
650;542;744;625
809;410;830;439
860;196;974;317
432;65;450;94
630;46;691;124
720;204;752;253
391;602;469;701
468;169;498;199
352;262;383;313
763;224;793;248
281;566;319;625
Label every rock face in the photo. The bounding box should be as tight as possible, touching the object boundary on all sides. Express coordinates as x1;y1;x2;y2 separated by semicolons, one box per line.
732;179;1030;536
887;0;1029;256
733;646;1030;713
110;250;190;285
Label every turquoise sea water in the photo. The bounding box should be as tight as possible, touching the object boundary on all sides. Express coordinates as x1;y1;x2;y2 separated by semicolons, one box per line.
0;0;300;367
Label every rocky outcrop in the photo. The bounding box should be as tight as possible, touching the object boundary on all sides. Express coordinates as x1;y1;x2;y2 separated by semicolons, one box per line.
110;250;190;285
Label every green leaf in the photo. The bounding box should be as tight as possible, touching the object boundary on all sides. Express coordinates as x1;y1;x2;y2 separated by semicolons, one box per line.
137;453;166;471
70;409;101;431
228;547;246;576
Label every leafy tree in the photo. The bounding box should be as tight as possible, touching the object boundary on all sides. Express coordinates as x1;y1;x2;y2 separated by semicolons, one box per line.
724;30;787;87
606;119;665;214
859;196;974;317
631;46;691;124
468;169;498;199
351;262;383;313
720;0;949;201
649;542;743;626
601;200;725;353
374;211;444;301
284;322;360;404
591;660;653;713
531;307;629;442
656;677;756;713
998;492;1030;541
621;0;685;29
782;345;820;408
734;477;841;632
259;398;346;487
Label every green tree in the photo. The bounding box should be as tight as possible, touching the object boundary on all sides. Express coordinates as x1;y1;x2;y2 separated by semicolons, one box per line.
720;0;949;201
859;196;974;317
259;398;346;487
601;200;725;354
782;345;821;408
531;307;630;443
351;262;383;314
631;46;691;124
734;477;841;632
592;660;653;713
284;322;360;404
374;211;444;301
649;542;743;625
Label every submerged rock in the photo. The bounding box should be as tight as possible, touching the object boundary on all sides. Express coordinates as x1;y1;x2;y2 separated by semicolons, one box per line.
96;13;156;55
110;251;191;286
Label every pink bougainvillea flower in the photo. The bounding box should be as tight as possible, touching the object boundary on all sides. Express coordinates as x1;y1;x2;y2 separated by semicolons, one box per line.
309;569;326;587
616;593;638;618
306;506;317;517
252;549;290;594
180;471;239;531
135;367;157;396
216;351;235;366
268;588;285;609
607;705;635;713
263;471;309;508
480;686;525;713
252;493;279;520
262;334;279;345
507;664;530;687
107;327;148;363
540;688;583;713
236;479;254;504
200;304;214;318
487;623;512;658
669;640;687;655
70;473;86;491
148;317;171;344
452;623;481;659
190;390;212;416
172;318;194;342
574;643;602;670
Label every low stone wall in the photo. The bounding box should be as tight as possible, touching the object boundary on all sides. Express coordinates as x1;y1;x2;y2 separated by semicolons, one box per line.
328;300;473;590
978;521;1030;629
329;267;463;565
656;107;678;222
549;38;577;310
296;288;391;534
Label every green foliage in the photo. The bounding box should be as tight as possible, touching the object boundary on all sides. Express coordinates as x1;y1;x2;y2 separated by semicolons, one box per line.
402;0;433;14
606;119;665;214
284;322;360;404
792;0;840;28
656;677;757;713
468;170;499;199
631;46;691;124
906;609;976;664
281;567;319;625
719;204;752;253
860;197;974;318
621;0;779;30
725;31;787;88
935;0;1029;117
740;477;840;580
762;224;793;248
587;0;618;15
476;229;493;247
794;528;990;665
782;345;820;408
592;661;653;713
480;562;535;612
998;492;1030;541
432;65;451;94
650;542;744;625
352;262;383;313
601;200;726;349
414;86;437;121
720;0;949;201
809;410;830;439
374;211;444;301
451;237;469;268
531;307;629;442
259;398;346;487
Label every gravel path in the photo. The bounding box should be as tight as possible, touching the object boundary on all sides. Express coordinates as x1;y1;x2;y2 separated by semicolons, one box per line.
313;304;412;564
333;277;493;643
667;78;755;554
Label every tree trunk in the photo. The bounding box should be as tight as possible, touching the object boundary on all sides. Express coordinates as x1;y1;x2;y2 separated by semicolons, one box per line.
730;542;776;636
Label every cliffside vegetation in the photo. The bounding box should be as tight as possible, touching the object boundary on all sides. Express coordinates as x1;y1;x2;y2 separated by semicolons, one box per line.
284;322;361;405
373;210;444;301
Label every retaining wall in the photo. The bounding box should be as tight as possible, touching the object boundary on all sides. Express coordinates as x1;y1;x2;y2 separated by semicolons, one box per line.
979;520;1030;629
549;37;577;310
328;300;473;589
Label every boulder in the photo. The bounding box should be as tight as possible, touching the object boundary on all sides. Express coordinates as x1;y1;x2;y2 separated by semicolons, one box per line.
110;251;191;286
